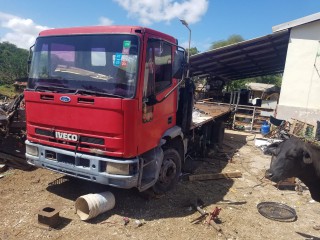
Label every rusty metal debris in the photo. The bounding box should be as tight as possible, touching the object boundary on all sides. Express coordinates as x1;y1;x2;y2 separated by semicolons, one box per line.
190;201;223;233
190;198;207;224
0;94;24;134
0;94;29;170
206;207;221;223
257;202;297;222
205;207;222;232
123;217;130;226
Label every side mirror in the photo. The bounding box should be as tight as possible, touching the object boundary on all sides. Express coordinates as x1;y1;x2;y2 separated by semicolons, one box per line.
172;49;186;79
27;60;32;74
27;44;34;74
145;94;159;106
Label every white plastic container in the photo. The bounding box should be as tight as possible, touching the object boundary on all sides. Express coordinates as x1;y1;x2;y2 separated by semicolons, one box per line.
75;191;115;221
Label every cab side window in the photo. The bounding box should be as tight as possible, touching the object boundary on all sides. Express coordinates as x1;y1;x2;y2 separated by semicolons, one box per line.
154;41;172;93
143;39;172;98
143;42;155;99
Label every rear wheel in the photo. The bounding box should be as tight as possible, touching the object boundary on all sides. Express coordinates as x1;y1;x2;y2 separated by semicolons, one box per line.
152;148;181;194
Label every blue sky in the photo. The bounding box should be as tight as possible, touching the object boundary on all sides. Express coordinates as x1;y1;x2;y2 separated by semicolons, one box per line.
0;0;319;51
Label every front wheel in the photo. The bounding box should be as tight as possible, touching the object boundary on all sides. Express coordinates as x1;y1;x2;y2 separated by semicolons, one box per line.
152;148;181;194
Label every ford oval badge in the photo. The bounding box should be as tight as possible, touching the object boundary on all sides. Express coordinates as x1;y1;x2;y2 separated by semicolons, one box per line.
60;96;71;103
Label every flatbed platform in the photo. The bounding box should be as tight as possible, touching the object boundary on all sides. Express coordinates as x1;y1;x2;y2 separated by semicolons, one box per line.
192;101;231;129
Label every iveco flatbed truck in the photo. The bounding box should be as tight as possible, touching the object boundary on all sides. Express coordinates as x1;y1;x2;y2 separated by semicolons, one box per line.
24;26;230;193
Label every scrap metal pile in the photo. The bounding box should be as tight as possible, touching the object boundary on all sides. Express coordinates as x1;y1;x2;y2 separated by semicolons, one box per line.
0;94;29;169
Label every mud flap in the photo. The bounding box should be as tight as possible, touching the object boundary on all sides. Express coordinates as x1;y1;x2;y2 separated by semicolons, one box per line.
137;146;164;192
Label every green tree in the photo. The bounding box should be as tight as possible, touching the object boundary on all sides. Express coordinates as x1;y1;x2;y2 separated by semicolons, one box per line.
254;74;282;87
210;34;244;50
0;42;29;85
227;74;282;91
187;47;200;56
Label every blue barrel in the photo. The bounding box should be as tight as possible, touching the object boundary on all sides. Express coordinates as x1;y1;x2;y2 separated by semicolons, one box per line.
261;121;270;135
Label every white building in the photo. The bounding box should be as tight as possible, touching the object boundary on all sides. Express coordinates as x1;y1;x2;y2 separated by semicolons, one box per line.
273;13;320;125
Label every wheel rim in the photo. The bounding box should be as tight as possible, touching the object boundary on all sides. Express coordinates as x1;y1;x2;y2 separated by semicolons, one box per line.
158;157;177;184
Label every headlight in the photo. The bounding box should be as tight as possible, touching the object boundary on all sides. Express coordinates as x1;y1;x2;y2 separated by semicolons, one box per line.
26;145;39;156
106;162;129;175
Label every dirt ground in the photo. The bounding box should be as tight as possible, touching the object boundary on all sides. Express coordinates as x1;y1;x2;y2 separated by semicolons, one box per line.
1;130;320;240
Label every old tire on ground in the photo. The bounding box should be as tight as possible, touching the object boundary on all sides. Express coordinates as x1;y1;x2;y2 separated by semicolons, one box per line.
152;148;181;194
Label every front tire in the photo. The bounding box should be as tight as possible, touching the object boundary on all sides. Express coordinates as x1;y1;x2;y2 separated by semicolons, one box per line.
152;148;181;194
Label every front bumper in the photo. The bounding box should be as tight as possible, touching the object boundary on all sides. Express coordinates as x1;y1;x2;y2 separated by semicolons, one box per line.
25;140;140;189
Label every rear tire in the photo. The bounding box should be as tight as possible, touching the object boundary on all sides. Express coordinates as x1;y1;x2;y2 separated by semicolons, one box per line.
152;148;181;194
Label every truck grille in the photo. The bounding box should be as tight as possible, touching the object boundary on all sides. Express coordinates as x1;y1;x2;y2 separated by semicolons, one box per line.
35;128;54;137
35;128;105;145
45;149;90;168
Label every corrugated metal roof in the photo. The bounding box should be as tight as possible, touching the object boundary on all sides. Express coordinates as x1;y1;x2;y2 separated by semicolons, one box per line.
189;30;290;81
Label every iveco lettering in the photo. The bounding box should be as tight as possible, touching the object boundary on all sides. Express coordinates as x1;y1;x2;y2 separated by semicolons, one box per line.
55;132;78;141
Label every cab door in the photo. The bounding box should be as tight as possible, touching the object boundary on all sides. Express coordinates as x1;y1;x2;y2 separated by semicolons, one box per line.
139;37;177;154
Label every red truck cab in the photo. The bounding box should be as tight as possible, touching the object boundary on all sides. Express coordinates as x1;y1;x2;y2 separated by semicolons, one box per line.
25;26;186;192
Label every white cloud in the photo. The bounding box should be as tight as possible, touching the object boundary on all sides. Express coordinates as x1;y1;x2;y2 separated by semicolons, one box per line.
114;0;209;25
0;12;49;49
99;17;114;26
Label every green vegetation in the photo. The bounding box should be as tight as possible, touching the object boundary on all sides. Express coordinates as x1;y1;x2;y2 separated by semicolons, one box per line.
188;47;200;56
0;42;29;85
210;34;244;50
227;74;282;91
0;42;29;97
0;84;16;98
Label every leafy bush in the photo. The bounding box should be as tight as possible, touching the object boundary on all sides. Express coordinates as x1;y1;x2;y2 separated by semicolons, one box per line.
0;42;29;85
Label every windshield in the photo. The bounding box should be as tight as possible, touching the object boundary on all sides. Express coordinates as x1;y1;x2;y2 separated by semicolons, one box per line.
28;34;139;98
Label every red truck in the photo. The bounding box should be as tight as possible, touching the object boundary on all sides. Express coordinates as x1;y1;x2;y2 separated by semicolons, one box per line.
24;26;230;193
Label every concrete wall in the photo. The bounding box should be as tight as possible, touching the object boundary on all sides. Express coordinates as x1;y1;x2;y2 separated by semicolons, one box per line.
277;20;320;125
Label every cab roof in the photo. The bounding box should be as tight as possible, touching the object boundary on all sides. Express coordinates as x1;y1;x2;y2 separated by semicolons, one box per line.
38;26;176;44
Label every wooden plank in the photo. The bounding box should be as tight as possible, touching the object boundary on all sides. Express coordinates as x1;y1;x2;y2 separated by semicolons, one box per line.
290;118;316;138
194;103;231;119
235;113;253;118
189;171;242;181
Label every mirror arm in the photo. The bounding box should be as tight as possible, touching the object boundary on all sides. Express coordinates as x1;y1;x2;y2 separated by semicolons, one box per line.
145;77;186;106
156;76;186;104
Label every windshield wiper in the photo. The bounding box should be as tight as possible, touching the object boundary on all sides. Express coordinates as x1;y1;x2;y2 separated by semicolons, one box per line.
34;85;74;93
74;89;124;98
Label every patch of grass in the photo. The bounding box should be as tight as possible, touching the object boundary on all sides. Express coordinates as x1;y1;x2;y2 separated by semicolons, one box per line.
0;84;17;98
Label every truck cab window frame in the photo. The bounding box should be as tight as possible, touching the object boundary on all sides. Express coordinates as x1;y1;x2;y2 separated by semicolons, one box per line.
143;39;173;98
28;34;139;99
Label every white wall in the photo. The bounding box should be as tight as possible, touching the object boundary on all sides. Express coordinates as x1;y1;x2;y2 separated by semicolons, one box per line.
277;20;320;125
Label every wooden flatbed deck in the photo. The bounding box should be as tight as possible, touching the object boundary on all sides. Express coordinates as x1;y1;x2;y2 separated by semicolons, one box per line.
192;101;231;129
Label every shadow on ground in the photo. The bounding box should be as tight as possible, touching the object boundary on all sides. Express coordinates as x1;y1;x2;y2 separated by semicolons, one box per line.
46;130;249;223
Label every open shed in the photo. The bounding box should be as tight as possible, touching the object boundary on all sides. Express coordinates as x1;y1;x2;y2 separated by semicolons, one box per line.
190;12;320;126
189;30;289;81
